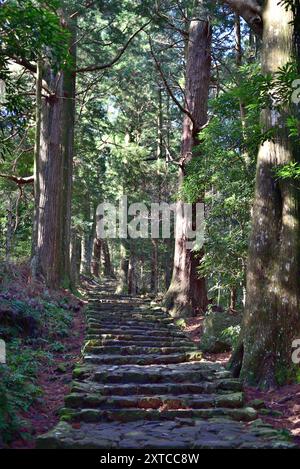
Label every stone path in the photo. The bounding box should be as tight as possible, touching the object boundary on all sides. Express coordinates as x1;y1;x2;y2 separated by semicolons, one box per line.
37;281;295;449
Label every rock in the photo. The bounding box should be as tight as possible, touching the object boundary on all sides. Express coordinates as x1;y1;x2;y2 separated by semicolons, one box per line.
260;408;283;417
200;310;242;353
248;399;266;410
56;363;67;373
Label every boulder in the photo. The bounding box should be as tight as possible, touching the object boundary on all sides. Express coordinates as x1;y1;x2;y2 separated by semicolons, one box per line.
200;310;242;353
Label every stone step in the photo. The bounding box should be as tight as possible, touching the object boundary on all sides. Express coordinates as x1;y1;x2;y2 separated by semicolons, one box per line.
86;312;170;321
71;378;243;396
84;352;202;366
64;392;245;410
92;363;231;384
36;284;296;450
87;328;187;338
86;339;194;348
86;317;173;326
84;345;197;355
86;321;177;331
59;406;258;424
85;333;186;342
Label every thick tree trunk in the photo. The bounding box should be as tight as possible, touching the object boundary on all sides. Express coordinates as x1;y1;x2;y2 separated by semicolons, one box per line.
164;2;211;317
35;66;64;288
60;17;76;288
236;0;300;388
31;59;42;278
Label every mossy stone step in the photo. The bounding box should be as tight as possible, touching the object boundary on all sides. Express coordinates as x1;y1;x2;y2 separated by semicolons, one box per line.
87;317;171;325
36;420;296;450
85;333;186;342
59;406;258;424
86;322;178;332
84;345;198;355
92;364;231;384
84;351;202;366
86;339;194;348
64;392;244;410
87;327;187;338
70;378;243;396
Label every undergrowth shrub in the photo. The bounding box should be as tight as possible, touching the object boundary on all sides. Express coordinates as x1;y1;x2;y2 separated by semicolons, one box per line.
0;265;82;445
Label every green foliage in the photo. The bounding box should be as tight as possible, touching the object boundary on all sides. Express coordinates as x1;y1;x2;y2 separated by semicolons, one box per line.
180;64;260;305
276;162;300;180
220;325;241;349
0;291;76;443
0;342;44;443
0;0;70;69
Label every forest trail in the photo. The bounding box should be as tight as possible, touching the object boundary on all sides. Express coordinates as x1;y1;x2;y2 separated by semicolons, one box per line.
36;281;294;449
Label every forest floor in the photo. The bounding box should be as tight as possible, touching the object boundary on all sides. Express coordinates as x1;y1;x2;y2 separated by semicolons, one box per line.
0;264;86;449
10;304;85;449
184;316;300;446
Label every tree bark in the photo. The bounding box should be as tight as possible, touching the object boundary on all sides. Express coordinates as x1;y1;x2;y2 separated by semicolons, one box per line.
164;1;211;317
128;250;137;295
221;0;263;38
5;197;14;263
91;238;102;278
151;239;159;294
102;240;114;278
31;58;42;279
31;12;76;289
235;0;300;388
70;228;81;286
230;287;237;311
60;16;76;288
35;66;64;288
116;241;129;294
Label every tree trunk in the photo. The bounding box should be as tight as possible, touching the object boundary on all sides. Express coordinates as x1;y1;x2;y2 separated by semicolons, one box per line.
60;16;76;288
5;197;14;263
80;201;96;276
31;59;42;278
128;251;137;295
116;241;129;294
230;288;237;311
151;239;159;294
35;66;64;288
236;0;300;388
91;238;102;278
164;2;211;317
70;228;81;286
157;86;163;159
102;240;114;278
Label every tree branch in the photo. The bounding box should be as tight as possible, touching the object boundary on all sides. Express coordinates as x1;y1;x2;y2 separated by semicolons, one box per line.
0;174;34;185
76;22;151;73
70;1;98;19
148;35;195;125
220;0;263;38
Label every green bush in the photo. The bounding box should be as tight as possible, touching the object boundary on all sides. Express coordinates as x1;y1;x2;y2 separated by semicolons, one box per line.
0;297;76;444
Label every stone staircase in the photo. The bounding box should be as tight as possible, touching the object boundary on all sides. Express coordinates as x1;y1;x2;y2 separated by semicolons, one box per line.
37;281;294;449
